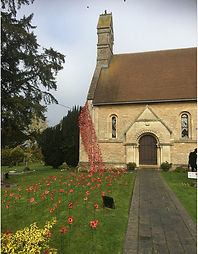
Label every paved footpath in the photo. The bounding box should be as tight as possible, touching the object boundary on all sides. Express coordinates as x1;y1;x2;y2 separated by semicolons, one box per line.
123;169;197;254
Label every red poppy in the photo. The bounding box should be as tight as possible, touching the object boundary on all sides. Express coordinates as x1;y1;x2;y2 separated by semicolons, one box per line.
58;200;62;204
44;190;49;195
86;191;90;195
4;230;12;235
69;189;74;193
30;197;35;203
6;204;10;209
18;188;22;192
90;219;98;229
101;191;105;196
9;193;15;197
84;197;88;201
50;208;54;213
68;216;73;225
46;231;51;238
68;203;73;209
94;204;99;209
2;200;5;204
62;225;67;232
60;225;67;233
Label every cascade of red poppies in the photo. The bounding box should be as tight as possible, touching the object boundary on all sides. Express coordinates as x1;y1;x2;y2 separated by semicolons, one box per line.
78;101;106;172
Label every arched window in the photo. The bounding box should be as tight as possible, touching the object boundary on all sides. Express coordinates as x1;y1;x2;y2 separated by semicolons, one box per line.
181;114;189;138
112;116;117;138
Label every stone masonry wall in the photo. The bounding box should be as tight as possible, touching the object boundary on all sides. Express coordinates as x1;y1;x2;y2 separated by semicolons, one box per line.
79;101;197;169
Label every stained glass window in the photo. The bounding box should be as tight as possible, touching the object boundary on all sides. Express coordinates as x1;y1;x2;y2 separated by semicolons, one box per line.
181;114;188;138
112;116;116;138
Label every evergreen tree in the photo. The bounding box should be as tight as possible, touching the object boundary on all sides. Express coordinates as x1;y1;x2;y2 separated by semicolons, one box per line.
38;106;81;168
38;125;64;168
1;0;65;147
61;106;82;167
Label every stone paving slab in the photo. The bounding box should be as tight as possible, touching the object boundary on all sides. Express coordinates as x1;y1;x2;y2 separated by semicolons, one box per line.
123;169;197;254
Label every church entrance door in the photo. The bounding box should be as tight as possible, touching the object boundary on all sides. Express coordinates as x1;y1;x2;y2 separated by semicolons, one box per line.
139;135;157;165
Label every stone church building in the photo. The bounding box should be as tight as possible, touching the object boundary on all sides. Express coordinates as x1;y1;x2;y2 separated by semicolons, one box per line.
79;12;197;169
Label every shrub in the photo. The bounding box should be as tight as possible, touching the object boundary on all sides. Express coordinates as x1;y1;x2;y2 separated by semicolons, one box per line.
1;218;56;253
9;146;24;166
59;162;69;170
127;162;136;171
1;147;11;166
175;166;187;173
160;161;172;172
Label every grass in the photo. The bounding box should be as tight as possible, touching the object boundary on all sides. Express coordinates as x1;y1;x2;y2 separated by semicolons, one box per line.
1;164;136;254
161;171;197;223
1;162;54;173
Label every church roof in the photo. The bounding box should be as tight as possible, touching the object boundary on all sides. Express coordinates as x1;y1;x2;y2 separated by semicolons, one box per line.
93;48;197;105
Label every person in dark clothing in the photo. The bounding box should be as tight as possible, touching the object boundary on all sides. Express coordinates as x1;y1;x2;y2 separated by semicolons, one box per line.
188;148;197;172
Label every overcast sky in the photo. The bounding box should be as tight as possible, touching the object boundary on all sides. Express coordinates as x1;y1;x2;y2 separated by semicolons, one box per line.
17;0;197;126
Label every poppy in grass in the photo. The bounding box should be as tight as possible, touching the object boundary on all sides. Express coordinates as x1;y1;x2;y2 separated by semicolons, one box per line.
101;191;105;196
68;203;73;209
94;204;99;209
50;208;54;213
9;193;15;197
84;197;88;201
90;219;98;229
86;191;90;195
59;225;67;233
6;204;10;209
46;231;51;238
30;197;35;203
15;195;21;200
58;200;62;204
68;216;74;225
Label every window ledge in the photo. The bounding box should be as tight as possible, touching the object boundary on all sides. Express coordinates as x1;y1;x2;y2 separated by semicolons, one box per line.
174;139;197;143
98;139;123;143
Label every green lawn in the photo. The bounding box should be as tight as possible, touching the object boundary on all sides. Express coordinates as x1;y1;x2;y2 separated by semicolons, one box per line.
1;162;54;173
1;165;136;254
161;171;197;223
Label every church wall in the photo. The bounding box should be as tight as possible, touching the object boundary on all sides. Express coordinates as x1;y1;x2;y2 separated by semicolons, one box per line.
79;101;196;169
90;101;197;168
171;142;197;166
